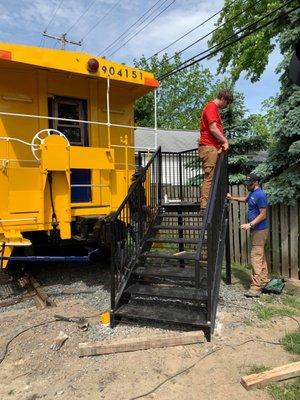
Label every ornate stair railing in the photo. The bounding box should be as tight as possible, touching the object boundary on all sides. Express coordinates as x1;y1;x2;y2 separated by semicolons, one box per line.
110;147;162;319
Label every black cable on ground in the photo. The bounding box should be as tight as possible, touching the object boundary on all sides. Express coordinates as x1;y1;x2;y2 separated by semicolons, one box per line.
0;313;102;365
128;337;295;400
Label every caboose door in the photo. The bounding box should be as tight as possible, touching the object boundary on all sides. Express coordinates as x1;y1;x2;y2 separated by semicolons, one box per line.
49;96;91;203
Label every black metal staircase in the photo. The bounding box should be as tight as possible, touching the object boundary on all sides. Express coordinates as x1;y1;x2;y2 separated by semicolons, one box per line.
110;148;230;341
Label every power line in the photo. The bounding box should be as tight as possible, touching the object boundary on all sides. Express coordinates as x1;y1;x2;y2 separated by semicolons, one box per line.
146;0;239;61
165;0;263;64
80;0;122;42
159;0;298;81
43;0;65;33
65;0;98;34
99;0;165;56
107;0;176;58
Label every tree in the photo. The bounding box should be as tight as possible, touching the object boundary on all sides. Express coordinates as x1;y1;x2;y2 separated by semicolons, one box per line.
134;54;217;130
209;0;300;204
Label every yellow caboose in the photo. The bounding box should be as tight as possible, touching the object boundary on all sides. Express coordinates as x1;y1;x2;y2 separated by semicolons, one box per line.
0;43;158;267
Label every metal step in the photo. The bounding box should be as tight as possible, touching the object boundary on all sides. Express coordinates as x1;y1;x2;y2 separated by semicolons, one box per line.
142;251;198;261
161;203;202;212
125;283;207;301
147;237;199;244
114;303;208;327
153;224;203;230
134;265;200;280
158;212;203;218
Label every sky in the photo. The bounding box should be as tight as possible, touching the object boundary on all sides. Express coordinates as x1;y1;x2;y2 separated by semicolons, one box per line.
0;0;281;115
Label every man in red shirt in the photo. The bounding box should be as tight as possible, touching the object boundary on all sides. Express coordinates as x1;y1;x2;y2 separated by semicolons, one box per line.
199;89;233;209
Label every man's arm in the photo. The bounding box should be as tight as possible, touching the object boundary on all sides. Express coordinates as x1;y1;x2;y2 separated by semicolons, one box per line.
241;208;267;230
227;193;247;202
209;122;229;151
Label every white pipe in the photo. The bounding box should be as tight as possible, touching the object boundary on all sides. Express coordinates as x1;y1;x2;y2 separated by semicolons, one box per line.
0;111;156;132
111;145;155;150
154;90;158;149
0;137;38;147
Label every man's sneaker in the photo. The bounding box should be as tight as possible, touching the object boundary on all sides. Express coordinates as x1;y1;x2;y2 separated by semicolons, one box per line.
244;289;261;298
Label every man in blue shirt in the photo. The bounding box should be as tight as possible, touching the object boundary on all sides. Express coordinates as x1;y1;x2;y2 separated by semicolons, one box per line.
227;173;269;297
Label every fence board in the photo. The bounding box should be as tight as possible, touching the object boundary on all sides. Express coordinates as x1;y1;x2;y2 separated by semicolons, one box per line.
280;205;289;277
271;204;281;275
290;204;299;279
232;185;241;264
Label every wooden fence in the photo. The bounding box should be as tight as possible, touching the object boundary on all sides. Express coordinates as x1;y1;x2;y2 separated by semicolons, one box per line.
228;185;299;280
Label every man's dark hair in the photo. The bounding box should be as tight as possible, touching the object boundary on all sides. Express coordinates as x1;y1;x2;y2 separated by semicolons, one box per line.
217;89;234;104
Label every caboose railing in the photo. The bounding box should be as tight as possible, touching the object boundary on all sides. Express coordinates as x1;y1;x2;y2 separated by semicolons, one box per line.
110;147;162;313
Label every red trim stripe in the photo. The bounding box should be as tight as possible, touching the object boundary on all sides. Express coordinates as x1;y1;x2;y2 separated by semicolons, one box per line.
0;50;12;60
144;77;159;87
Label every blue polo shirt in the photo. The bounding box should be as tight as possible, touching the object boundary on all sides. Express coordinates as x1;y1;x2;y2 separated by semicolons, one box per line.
246;187;268;230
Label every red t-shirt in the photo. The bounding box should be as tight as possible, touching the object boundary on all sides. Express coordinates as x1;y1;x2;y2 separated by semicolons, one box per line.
199;101;224;148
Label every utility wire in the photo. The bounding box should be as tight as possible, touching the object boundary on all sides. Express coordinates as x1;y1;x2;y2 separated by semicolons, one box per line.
165;0;263;64
159;1;298;81
65;0;98;34
99;0;165;56
107;0;176;58
146;0;239;61
80;0;122;42
43;0;65;33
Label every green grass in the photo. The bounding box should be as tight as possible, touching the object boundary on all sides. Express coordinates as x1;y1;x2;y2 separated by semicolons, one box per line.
268;378;300;400
256;305;297;320
248;365;270;374
282;295;300;310
222;262;252;288
281;331;300;355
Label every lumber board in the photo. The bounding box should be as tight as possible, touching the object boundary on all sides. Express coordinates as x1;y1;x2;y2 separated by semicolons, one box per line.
241;361;300;390
78;331;203;357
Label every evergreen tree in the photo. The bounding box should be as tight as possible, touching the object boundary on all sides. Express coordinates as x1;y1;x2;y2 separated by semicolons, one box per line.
209;0;300;204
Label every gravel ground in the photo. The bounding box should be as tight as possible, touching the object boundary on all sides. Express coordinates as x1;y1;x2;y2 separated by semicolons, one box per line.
0;257;267;342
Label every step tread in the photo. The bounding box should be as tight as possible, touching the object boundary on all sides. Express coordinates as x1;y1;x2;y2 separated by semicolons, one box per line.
125;283;207;301
142;251;202;260
134;265;200;279
114;303;207;326
153;224;203;230
147;237;200;244
158;212;203;218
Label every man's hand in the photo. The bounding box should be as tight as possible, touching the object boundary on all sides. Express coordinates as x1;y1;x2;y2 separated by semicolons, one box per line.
227;193;232;200
241;223;251;230
222;141;229;151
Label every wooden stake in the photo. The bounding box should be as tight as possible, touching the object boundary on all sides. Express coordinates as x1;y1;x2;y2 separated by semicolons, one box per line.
241;361;300;390
79;331;203;357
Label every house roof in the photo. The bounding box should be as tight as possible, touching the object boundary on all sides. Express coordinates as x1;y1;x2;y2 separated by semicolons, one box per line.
134;128;199;152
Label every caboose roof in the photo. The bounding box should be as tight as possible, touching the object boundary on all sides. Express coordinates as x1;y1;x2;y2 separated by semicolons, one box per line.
0;42;159;96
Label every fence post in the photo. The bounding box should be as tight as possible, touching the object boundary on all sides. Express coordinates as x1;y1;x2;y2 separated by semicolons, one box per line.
158;149;162;205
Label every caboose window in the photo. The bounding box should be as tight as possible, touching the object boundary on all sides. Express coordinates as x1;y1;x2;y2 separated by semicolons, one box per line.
49;96;91;203
50;97;88;146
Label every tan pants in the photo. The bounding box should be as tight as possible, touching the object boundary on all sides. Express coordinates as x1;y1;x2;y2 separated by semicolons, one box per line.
250;228;269;291
199;145;218;208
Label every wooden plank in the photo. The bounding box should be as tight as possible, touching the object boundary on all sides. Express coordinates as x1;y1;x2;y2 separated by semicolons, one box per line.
290;203;299;279
241;361;300;391
280;204;290;278
232;185;241;264
271;204;280;275
79;331;204;357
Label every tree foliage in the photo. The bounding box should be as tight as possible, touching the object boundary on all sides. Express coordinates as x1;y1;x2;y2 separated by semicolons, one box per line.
209;0;300;204
133;54;217;129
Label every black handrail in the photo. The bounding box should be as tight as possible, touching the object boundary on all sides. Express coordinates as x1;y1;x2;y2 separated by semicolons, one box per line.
110;146;162;316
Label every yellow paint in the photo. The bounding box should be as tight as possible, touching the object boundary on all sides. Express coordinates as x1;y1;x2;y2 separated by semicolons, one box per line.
100;311;110;325
0;42;158;268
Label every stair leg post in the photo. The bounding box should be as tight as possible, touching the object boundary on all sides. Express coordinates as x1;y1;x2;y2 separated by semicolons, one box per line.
177;209;185;268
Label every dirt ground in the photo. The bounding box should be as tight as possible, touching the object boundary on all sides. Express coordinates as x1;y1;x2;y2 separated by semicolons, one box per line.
0;265;299;400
